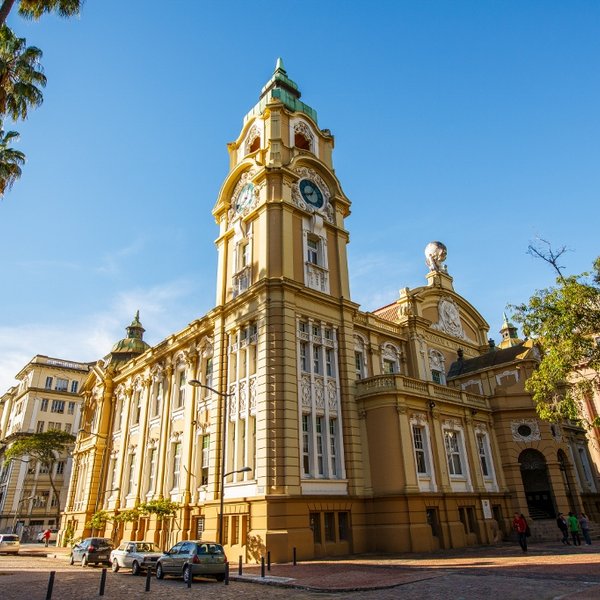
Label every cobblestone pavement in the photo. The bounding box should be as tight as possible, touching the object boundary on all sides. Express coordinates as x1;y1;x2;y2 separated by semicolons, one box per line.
0;541;599;600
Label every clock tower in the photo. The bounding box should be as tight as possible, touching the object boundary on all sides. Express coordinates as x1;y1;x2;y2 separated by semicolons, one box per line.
209;59;365;557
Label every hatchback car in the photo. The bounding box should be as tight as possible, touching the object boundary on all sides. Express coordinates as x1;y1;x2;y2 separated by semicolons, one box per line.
155;540;226;583
110;541;162;575
0;534;20;554
70;537;113;567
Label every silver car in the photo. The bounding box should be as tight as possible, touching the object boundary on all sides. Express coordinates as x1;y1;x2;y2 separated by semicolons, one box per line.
0;534;20;554
155;540;227;583
110;541;162;575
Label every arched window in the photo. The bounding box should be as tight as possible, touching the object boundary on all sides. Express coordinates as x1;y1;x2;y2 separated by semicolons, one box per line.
295;132;311;150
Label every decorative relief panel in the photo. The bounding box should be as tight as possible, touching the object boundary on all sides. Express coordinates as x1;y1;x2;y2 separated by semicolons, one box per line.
431;297;472;341
301;374;311;408
327;381;337;412
511;419;541;442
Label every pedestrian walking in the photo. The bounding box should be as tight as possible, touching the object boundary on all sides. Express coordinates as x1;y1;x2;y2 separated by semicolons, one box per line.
513;512;528;552
567;512;581;546
579;513;592;545
42;528;51;547
556;513;570;544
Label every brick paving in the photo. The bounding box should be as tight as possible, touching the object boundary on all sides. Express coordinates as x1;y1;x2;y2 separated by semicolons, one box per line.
0;541;599;599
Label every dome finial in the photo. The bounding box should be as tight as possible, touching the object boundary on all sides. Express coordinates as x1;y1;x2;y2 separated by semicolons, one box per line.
275;57;285;72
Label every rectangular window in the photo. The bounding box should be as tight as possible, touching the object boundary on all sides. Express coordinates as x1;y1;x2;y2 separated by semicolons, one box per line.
313;346;322;374
300;342;308;372
338;511;349;541
201;435;210;485
36;421;45;433
39;463;50;475
40;398;49;412
147;448;157;493
50;400;65;413
307;238;319;265
299;321;308;334
127;454;136;495
412;425;428;474
444;430;463;476
68;401;76;415
329;419;337;476
310;512;321;544
48;422;60;431
231;515;239;545
45;377;53;390
383;359;397;374
55;461;65;475
55;378;68;391
326;349;334;377
316;417;324;476
324;512;335;542
355;351;364;379
132;390;142;425
195;516;205;540
177;371;186;408
70;381;79;394
431;370;442;384
302;414;311;476
153;380;163;416
172;442;182;490
477;434;490;477
64;423;72;434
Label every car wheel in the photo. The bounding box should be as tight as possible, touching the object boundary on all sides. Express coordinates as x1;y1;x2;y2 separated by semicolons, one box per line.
215;574;225;582
183;565;192;585
111;559;120;573
69;554;75;566
132;561;141;576
156;563;164;580
81;554;88;567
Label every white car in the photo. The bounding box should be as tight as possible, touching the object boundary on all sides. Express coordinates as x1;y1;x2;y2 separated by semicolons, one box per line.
110;541;162;575
0;534;20;554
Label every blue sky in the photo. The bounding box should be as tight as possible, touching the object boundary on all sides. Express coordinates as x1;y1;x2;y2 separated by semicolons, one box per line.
0;1;598;392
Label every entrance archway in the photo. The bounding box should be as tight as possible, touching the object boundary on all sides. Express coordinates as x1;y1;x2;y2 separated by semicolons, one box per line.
519;449;556;519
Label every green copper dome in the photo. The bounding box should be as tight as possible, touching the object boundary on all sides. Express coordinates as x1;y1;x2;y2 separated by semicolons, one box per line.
110;311;150;358
243;58;318;126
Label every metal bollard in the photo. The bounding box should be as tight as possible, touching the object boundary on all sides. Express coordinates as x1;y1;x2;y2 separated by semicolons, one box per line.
45;571;55;600
145;567;152;592
293;546;297;566
267;550;271;571
238;555;242;576
225;561;229;585
261;555;265;578
99;568;107;596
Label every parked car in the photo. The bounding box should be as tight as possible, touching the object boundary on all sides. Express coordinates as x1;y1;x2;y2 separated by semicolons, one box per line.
70;537;113;567
0;534;20;554
110;541;162;575
36;529;58;543
155;540;227;583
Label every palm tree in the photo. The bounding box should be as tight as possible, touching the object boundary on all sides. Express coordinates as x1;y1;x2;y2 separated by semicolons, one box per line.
0;25;46;121
0;0;83;25
0;122;25;196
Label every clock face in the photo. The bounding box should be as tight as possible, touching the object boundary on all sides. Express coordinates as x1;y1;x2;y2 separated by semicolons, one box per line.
299;179;324;209
235;182;254;212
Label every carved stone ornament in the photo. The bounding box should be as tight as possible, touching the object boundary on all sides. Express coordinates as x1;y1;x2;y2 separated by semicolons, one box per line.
511;419;541;442
291;166;334;222
411;412;428;426
244;124;261;155
425;241;448;273
431;297;470;341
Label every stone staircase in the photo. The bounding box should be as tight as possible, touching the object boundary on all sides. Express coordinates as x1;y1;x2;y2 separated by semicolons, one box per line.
527;518;599;542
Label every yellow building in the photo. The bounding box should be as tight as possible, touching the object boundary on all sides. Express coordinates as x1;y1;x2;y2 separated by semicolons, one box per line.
61;61;599;560
0;355;89;539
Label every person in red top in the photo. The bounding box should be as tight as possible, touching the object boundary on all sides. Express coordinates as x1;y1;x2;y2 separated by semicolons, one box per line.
42;528;51;547
512;512;528;552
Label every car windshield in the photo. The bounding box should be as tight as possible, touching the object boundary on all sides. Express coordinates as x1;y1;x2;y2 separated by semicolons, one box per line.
2;535;19;541
137;543;158;552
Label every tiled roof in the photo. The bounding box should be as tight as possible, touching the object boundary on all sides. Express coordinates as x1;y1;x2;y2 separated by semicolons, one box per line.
447;342;529;379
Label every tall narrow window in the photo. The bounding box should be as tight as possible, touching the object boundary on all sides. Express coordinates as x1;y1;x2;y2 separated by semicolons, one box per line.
153;379;163;417
307;237;319;264
132;390;142;425
172;442;182;490
329;419;337;476
412;425;428;474
355;351;364;380
68;401;76;415
55;378;68;391
444;430;463;476
40;398;49;411
201;435;210;485
177;370;186;409
45;377;53;389
127;454;136;495
70;381;79;393
147;448;157;494
313;346;322;374
300;343;308;372
316;417;324;476
302;415;311;476
476;433;490;477
326;349;334;377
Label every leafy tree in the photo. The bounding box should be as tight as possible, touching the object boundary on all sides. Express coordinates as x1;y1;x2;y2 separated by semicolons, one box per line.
512;242;600;424
0;25;46;120
139;498;178;519
4;429;76;527
0;0;82;25
0;123;24;195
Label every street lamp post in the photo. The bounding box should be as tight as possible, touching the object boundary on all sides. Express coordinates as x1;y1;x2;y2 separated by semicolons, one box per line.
189;379;252;545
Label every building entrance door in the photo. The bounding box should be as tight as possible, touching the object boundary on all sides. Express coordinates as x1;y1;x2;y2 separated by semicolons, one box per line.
519;449;556;519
